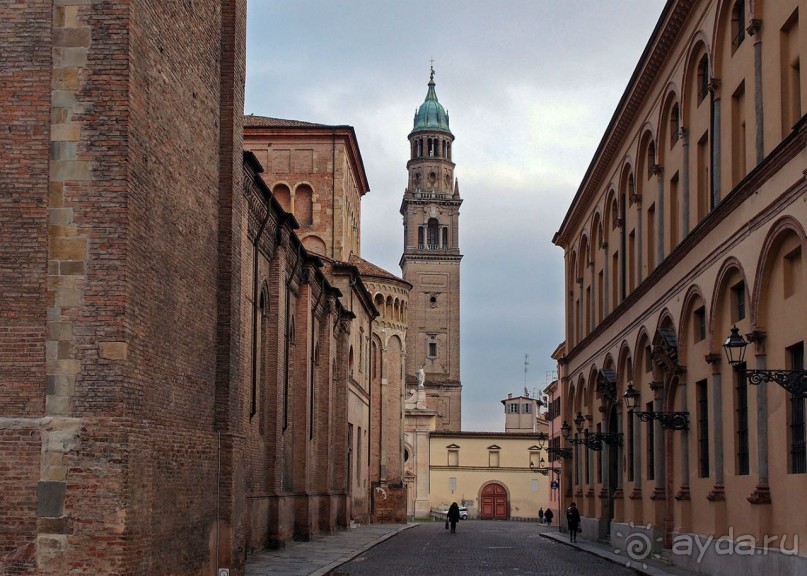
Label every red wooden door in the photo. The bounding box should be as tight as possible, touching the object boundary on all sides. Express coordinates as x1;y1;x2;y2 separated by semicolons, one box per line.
480;483;508;520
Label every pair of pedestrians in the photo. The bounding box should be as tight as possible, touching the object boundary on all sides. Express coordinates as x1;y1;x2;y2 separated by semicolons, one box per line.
538;506;553;525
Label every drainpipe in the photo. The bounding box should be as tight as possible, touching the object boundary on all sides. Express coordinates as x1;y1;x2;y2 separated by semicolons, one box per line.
332;129;336;259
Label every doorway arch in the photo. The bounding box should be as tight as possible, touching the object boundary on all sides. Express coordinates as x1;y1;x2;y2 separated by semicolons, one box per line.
479;482;509;520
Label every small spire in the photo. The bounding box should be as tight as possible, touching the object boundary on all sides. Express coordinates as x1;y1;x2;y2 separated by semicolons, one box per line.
429;57;435;82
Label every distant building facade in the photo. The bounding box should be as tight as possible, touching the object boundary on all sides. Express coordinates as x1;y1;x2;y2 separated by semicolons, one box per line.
428;399;552;521
553;1;807;575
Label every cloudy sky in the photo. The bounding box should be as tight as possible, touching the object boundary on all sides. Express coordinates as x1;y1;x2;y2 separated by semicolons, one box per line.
245;0;667;431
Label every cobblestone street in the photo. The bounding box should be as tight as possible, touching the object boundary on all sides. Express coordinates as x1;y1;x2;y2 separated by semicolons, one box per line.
332;521;638;576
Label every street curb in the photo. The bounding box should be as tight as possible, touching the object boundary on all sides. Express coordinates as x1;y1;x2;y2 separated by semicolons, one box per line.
540;531;691;576
318;523;418;576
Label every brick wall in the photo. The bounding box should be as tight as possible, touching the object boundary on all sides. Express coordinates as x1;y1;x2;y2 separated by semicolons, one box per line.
0;2;53;574
1;0;250;573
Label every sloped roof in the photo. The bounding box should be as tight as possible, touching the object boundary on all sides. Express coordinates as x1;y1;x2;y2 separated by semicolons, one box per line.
348;254;408;286
243;115;332;128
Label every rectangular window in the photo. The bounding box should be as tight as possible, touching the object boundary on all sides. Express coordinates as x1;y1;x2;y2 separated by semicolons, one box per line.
669;172;679;248
731;81;747;186
428;342;438;358
597;269;604;323
489;451;500;468
694;307;706;342
449;477;457;492
646;401;655;481
611;251;619;310
597;424;603;483
627;409;635;482
531;479;539;492
784;246;802;299
508;403;519;414
781;10;802;135
736;364;749;475
356;426;362;484
697;132;709;222
697;379;710;478
523;403;532;414
732;281;746;322
628;230;636;292
789;342;806;474
647;203;656;272
448;449;459;467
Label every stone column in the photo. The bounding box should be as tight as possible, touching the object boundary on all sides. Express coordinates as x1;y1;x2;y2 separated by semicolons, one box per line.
748;331;770;503
680;128;690;236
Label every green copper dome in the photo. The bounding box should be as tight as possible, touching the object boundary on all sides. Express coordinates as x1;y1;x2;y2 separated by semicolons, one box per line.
412;69;451;135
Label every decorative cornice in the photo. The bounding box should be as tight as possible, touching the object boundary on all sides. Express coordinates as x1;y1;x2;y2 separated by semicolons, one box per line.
553;0;695;246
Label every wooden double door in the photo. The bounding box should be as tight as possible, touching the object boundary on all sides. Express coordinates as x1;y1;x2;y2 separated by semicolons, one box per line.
480;483;508;520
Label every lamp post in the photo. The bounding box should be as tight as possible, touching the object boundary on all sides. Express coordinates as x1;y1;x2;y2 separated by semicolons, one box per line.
622;382;689;430
533;432;562;475
561;411;622;451
723;325;807;398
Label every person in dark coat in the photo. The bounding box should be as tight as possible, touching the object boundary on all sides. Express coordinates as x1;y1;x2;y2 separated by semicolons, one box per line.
543;508;554;525
447;502;461;533
566;502;581;542
538;507;544;523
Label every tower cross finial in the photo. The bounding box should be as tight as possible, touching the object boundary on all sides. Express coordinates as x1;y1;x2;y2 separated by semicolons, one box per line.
429;57;435;81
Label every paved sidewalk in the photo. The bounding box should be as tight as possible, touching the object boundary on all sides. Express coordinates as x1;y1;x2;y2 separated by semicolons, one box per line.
245;523;415;576
540;531;694;576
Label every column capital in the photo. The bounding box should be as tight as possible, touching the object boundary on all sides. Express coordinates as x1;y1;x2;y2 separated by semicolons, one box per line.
746;19;762;37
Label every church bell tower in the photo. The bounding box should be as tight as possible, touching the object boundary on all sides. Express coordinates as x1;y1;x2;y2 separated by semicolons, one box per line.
400;67;462;432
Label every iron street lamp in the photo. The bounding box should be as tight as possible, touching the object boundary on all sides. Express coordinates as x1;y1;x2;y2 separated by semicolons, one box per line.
622;382;689;430
561;411;622;451
538;428;572;460
530;456;561;477
723;325;807;398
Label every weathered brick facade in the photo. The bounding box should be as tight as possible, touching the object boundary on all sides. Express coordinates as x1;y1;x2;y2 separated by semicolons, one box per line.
2;3;406;573
244;119;411;524
1;1;250;573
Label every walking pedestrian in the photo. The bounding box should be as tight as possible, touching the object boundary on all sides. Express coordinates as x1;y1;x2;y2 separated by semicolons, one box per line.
566;502;581;542
447;502;461;534
543;508;553;525
538;507;544;524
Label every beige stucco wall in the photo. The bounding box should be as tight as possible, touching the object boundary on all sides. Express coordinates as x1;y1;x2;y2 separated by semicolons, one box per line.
428;431;553;519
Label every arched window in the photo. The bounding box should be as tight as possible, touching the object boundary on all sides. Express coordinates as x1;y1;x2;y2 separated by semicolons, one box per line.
731;0;745;53
670;103;680;147
295;184;313;225
697;54;710;104
273;183;291;212
427;218;440;249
